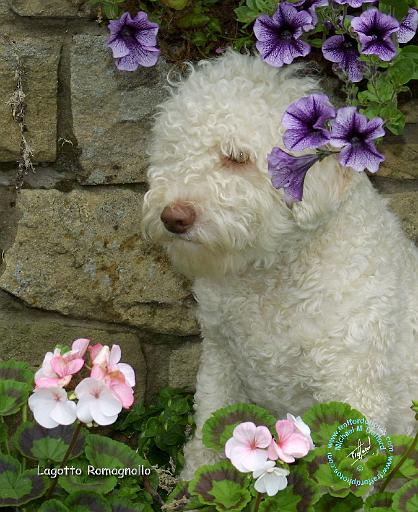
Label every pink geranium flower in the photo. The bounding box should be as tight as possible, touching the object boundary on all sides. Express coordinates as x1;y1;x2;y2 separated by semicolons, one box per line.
225;422;272;472
75;377;122;426
268;417;313;463
35;338;90;389
90;344;135;408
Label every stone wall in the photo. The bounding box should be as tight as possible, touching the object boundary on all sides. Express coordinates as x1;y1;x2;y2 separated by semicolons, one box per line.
0;1;417;401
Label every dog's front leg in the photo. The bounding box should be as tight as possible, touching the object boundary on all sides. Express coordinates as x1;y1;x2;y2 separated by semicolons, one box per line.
180;337;248;481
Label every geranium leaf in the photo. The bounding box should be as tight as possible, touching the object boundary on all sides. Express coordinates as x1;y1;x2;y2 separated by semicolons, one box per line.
85;435;149;475
313;492;363;511
390;435;418;479
364;491;394;511
165;481;202;511
0;360;33;386
392;478;418;511
302;402;364;447
0;454;48;507
38;499;71;512
59;459;117;495
259;486;301;512
202;403;276;452
110;497;154;512
0;380;31;416
65;490;112;512
189;461;251;511
15;422;85;462
287;466;320;510
208;480;251;511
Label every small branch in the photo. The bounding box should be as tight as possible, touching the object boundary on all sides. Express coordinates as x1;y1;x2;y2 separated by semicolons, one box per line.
252;492;263;512
380;428;418;492
46;422;83;498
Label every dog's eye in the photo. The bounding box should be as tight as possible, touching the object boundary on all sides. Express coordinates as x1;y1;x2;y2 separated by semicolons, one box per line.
226;150;250;165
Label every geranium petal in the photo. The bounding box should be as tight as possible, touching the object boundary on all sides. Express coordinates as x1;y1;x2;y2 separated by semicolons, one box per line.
254;426;273;448
110;383;134;408
281;433;311;458
90;400;119;426
276;419;296;442
117;363;136;387
77;398;94;424
233;422;257;444
50;400;77;425
109;345;121;366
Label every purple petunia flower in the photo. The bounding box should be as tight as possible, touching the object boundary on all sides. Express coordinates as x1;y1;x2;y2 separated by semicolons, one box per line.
282;94;336;151
322;34;364;83
107;11;160;71
333;0;375;7
329;107;385;173
268;147;320;202
288;0;329;30
398;8;418;44
351;9;399;62
254;3;312;67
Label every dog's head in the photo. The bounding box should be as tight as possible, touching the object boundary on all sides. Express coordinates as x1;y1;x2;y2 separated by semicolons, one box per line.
142;51;355;279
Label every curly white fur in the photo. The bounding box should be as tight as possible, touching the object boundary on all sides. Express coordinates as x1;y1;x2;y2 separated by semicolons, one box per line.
142;51;418;480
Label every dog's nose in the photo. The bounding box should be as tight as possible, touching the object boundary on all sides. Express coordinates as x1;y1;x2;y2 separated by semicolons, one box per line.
160;202;196;234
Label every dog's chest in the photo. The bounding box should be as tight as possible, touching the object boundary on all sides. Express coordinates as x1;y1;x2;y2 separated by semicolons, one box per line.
193;276;330;414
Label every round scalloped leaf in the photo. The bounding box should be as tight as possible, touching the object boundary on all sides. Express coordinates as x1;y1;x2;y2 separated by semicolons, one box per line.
38;500;71;512
85;434;148;471
65;491;112;512
364;491;394;511
392;478;418;511
15;422;85;462
0;380;31;416
302;402;364;447
202;403;276;452
189;461;251;511
287;466;320;511
0;360;33;386
0;453;48;507
313;492;364;511
390;435;418;479
59;459;117;495
110;497;154;512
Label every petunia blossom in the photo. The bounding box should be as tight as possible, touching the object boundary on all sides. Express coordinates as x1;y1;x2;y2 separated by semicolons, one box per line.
268;147;321;203
268;419;312;463
107;11;160;71
225;422;272;472
333;0;375;7
329;107;385;173
254;3;312;68
322;34;364;83
282;94;336;151
28;387;77;429
290;0;329;30
351;9;399;62
75;378;123;426
253;461;290;496
398;8;418;44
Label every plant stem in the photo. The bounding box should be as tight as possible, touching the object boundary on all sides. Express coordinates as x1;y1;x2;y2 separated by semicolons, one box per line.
22;404;27;423
46;422;83;498
253;492;262;512
380;428;418;492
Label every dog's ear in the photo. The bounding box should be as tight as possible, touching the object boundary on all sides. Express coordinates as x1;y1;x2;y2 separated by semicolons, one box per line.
290;156;355;231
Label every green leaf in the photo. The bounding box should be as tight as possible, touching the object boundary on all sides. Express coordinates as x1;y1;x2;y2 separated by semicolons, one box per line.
259;486;301;512
208;479;252;511
389;435;418;479
0;360;33;385
189;461;251;511
65;490;112;512
0;454;48;507
39;500;71;512
15;422;85;462
313;493;363;511
302;402;364;447
110;497;154;512
379;0;409;20
380;105;406;135
85;434;148;472
388;58;416;85
392;478;418;511
59;459;117;495
177;14;210;29
202;403;276;452
0;379;31;416
160;0;189;9
364;491;394;511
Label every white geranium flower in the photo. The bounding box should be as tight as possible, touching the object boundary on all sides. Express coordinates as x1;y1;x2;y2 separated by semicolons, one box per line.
287;413;315;449
253;461;290;496
75;377;122;426
28;387;77;429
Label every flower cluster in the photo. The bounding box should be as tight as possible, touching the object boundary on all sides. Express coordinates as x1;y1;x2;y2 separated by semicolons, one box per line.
225;414;314;496
28;339;135;428
254;2;417;74
268;93;385;203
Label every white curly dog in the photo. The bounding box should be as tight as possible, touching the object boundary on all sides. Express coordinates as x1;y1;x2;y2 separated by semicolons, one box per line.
142;51;418;480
